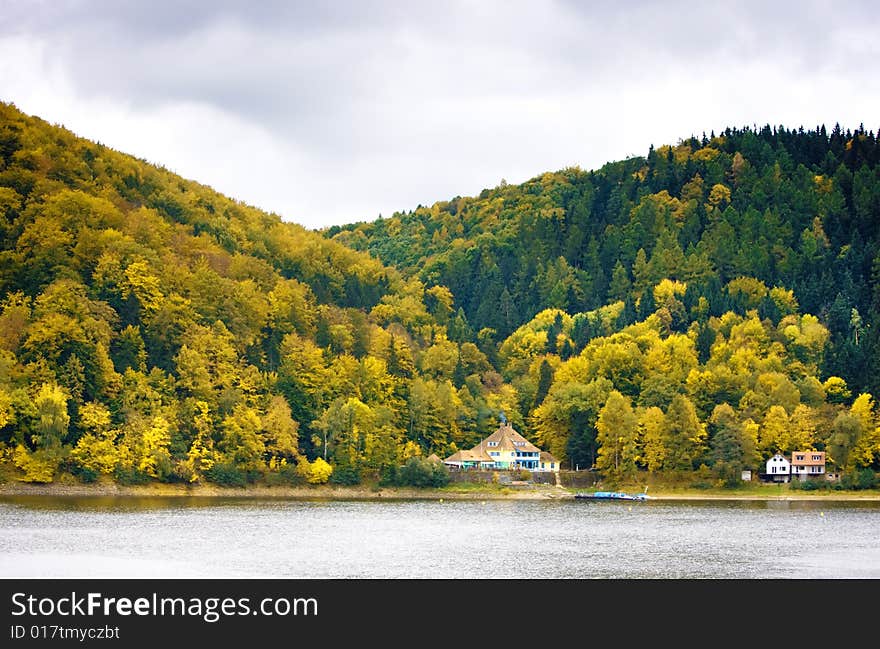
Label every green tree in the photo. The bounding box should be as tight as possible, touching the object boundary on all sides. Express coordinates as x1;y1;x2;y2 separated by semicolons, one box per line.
662;394;707;470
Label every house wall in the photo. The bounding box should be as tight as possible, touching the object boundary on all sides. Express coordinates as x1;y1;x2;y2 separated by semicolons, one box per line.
766;457;790;475
792;464;825;479
492;450;515;468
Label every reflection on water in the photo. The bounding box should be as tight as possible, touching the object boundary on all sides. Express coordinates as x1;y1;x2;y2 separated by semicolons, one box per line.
1;497;878;579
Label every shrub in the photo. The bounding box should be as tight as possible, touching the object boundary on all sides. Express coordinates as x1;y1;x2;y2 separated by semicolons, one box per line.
329;465;361;486
711;461;742;489
840;469;877;490
378;465;398;487
396;457;450;488
70;464;98;483
690;464;713;489
263;463;306;486
301;457;332;485
204;463;249;487
790;479;829;491
12;446;61;483
113;466;151;485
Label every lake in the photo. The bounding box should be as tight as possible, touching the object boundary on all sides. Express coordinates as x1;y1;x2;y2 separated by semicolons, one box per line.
1;496;878;579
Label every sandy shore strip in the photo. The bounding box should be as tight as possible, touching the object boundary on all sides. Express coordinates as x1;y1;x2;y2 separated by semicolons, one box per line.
1;482;879;502
0;481;568;500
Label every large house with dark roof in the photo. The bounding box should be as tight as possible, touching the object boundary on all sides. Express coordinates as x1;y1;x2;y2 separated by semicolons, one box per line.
444;422;559;472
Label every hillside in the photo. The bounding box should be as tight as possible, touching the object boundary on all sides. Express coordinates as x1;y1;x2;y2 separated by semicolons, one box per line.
328;125;880;398
0;101;497;486
1;102;878;489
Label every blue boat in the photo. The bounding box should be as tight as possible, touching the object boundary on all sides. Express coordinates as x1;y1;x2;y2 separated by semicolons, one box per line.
575;488;650;501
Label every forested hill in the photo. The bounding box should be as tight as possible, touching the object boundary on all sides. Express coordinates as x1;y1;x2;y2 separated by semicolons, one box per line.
327;125;880;398
0;101;480;485
2;100;879;489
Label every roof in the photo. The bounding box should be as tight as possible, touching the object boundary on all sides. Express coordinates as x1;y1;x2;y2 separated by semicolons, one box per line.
444;448;494;464
539;451;558;463
790;451;825;466
426;453;441;463
478;423;541;454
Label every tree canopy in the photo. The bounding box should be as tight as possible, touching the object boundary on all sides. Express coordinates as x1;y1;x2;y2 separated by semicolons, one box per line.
2;102;878;487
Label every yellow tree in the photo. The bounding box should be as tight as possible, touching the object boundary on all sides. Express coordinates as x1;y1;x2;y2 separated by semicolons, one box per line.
595;391;639;483
261;395;300;461
312;396;374;462
638;406;666;472
758;405;791;455
849;394;879;468
788;404;818;451
14;382;71;482
183;400;216;482
661;394;707;471
136;415;173;479
218;405;266;473
70;401;122;476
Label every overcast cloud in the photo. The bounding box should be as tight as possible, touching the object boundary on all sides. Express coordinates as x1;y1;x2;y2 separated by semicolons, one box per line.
1;0;877;229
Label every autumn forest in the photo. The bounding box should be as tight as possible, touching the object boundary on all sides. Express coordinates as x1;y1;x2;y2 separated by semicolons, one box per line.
1;101;878;488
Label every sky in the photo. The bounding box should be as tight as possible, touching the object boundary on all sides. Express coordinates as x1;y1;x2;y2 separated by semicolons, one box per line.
1;0;878;230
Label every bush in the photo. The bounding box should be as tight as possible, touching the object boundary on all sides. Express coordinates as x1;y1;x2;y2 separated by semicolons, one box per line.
299;457;332;485
70;464;98;483
711;461;742;489
60;456;98;484
204;463;250;487
790;478;829;491
379;465;398;487
395;457;450;488
113;466;151;485
840;469;877;490
263;463;306;486
329;465;361;486
12;445;62;483
690;464;713;489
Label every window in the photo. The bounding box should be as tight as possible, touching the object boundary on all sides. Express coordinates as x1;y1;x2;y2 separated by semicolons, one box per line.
487;441;498;447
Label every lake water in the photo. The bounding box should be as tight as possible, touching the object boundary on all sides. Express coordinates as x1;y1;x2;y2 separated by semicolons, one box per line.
1;496;878;579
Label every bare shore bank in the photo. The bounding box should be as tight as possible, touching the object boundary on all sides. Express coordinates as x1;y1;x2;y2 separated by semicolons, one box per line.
1;481;879;502
0;481;568;500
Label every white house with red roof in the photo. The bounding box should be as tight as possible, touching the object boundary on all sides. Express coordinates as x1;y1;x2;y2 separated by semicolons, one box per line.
790;451;826;480
763;451;827;483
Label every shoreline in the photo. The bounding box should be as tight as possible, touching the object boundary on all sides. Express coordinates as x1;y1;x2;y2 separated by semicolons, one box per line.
1;482;879;502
